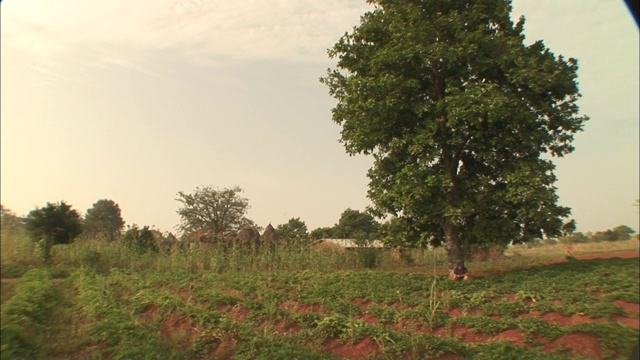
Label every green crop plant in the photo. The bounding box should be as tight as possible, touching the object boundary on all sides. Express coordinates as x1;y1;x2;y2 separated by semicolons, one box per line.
1;269;56;360
451;315;517;335
366;306;399;324
325;298;363;317
515;317;565;341
314;315;351;339
423;275;446;329
472;341;562;360
482;299;528;318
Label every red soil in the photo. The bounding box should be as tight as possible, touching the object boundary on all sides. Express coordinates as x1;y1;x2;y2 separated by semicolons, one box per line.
492;329;526;347
544;333;603;358
211;337;235;360
541;312;606;326
159;314;200;347
611;299;640;329
352;297;373;308
149;251;639;359
575;252;639;260
324;337;380;359
361;313;379;325
452;325;491;343
227;305;250;322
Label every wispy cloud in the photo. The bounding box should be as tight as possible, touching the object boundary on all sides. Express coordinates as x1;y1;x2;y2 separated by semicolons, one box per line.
1;0;370;84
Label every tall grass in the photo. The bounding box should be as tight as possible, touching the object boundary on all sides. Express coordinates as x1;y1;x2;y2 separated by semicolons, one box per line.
1;229;41;276
1;229;637;279
1;232;423;276
1;268;56;359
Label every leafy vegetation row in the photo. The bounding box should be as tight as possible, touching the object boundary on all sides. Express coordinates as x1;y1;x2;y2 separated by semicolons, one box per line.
1;269;57;359
2;250;638;359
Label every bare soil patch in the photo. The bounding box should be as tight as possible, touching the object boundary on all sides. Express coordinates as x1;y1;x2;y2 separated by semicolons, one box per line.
452;325;491;343
492;329;526;347
613;300;640;317
360;313;379;325
352;297;373;308
175;288;194;302
541;312;606;326
544;333;603;358
324;337;380;359
211;336;235;360
160;314;199;347
575;251;639;260
272;319;302;334
226;305;250;322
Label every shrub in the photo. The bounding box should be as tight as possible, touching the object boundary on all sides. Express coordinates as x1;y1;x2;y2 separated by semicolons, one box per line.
357;248;380;269
121;225;158;254
25;201;83;260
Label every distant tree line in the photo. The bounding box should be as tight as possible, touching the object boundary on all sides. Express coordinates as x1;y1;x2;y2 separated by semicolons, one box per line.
556;225;637;245
1;199;128;259
174;186;384;244
2;186;636;260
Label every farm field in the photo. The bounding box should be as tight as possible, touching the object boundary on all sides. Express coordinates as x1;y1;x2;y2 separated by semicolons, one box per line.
1;240;639;359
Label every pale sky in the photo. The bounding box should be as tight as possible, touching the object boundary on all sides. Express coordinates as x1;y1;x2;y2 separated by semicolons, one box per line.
1;0;638;235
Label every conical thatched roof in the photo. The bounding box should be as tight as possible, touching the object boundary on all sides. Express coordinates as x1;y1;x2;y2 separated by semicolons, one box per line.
260;223;280;245
233;225;260;246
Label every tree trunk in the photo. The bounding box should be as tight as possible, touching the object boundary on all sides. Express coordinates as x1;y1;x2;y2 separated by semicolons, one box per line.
443;219;465;272
463;235;471;261
441;138;466;277
38;236;53;261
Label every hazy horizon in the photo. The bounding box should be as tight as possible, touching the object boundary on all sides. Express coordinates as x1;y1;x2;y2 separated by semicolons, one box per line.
2;0;638;235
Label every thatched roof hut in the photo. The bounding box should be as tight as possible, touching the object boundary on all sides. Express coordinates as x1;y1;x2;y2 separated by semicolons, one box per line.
233;225;260;247
260;224;280;245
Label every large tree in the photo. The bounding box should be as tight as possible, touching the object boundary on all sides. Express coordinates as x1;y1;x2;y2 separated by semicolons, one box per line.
322;0;587;272
25;201;83;259
84;199;125;241
176;185;255;239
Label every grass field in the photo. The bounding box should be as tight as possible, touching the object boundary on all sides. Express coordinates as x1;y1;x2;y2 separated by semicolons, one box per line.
1;234;638;359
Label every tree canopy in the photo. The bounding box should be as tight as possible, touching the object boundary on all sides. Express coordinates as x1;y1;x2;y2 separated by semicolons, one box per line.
333;208;380;240
176;185;255;238
25;201;83;259
1;205;25;237
84;199;125;241
612;225;636;240
322;0;588;271
276;217;309;241
121;224;158;253
309;226;335;240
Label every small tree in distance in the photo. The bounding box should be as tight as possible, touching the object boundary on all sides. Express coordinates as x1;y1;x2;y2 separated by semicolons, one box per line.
309;227;335;240
333;208;380;241
612;225;636;241
276;217;309;242
25;201;83;260
84;199;125;241
121;225;158;253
